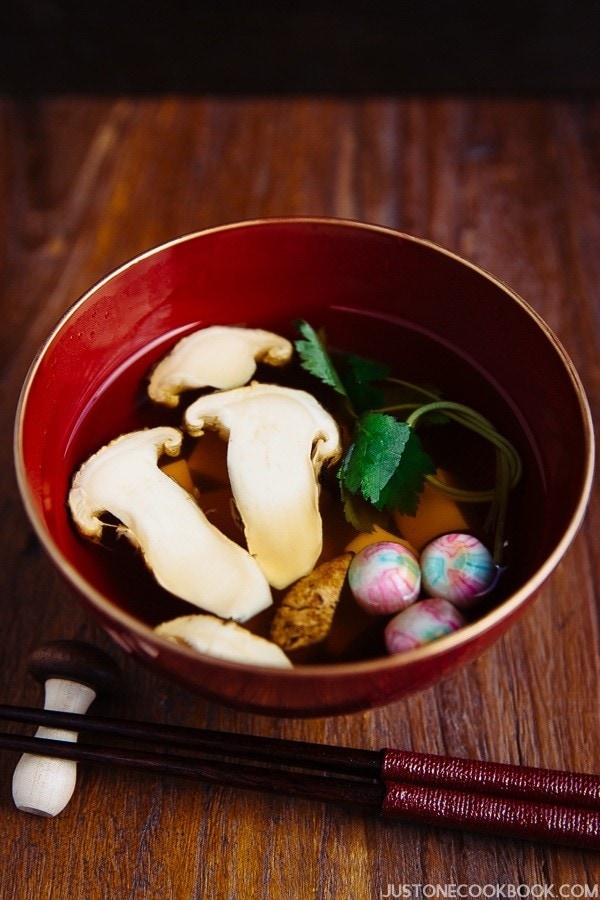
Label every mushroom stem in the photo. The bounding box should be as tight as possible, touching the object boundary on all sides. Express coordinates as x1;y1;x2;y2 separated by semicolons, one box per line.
68;427;272;621
184;384;342;589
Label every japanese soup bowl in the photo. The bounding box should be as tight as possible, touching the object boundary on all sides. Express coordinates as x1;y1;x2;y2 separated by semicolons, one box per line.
14;218;594;717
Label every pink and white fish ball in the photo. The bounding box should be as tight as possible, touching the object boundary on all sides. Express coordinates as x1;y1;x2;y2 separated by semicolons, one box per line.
420;532;495;607
385;598;466;654
348;541;421;615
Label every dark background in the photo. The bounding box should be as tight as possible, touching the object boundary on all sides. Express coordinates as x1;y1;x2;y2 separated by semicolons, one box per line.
2;0;600;94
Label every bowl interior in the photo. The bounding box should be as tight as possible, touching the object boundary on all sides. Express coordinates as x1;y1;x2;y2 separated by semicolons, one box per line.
15;220;593;710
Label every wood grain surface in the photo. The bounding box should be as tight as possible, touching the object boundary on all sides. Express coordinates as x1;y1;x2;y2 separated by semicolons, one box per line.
0;96;599;898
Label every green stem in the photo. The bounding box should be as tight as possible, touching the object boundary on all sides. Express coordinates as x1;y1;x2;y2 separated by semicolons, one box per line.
383;377;443;403
405;400;522;565
375;402;423;416
486;447;511;564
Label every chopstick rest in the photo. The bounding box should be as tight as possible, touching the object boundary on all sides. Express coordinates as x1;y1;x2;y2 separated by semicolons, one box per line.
11;641;121;817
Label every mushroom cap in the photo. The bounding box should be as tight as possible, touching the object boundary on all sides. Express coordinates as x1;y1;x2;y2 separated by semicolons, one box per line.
148;326;293;406
155;614;293;668
184;381;342;471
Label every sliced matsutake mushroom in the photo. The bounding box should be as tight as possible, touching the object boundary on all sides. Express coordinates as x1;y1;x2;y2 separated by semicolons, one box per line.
155;614;292;668
184;383;342;590
148;325;293;407
68;427;272;622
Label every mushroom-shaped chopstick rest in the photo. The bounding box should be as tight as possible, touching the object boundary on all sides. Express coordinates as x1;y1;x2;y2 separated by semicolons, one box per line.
12;640;121;817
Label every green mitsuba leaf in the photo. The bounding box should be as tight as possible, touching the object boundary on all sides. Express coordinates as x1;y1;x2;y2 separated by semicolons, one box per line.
294;320;438;521
340;487;391;533
338;411;436;516
337;412;411;502
295;320;392;414
376;428;437;516
294;320;347;397
340;354;391;413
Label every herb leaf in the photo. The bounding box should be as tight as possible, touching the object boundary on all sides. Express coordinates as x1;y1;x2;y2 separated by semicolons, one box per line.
294;320;438;521
338;412;436;516
340;487;391;532
294;320;347;397
376;428;437;515
338;412;408;501
341;354;391;413
294;321;391;413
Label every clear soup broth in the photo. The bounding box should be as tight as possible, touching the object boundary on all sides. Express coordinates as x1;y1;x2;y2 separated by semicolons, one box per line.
61;310;546;665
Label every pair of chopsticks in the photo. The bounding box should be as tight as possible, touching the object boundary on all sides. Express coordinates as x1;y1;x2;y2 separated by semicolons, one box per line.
1;703;599;850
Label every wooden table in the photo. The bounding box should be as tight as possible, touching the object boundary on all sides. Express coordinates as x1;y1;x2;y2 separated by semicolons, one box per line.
1;95;599;898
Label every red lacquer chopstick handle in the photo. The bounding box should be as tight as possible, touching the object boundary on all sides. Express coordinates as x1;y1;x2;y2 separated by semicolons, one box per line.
381;749;600;809
381;782;600;850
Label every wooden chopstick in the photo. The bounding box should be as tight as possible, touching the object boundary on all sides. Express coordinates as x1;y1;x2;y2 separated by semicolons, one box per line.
2;703;600;807
0;704;380;776
2;704;600;850
1;730;383;808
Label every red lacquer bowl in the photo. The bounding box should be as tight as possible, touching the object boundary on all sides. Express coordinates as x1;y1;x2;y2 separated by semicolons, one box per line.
14;219;595;716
